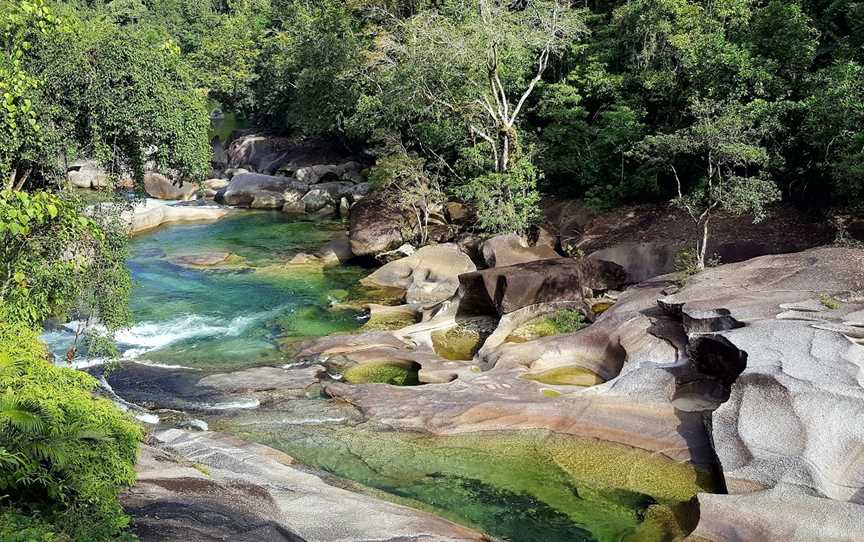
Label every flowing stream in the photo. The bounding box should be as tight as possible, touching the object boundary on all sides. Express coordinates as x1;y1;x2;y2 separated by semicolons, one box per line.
43;211;690;542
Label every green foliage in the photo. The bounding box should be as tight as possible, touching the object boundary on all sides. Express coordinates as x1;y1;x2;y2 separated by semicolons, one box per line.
1;0;210;189
255;0;361;134
0;189;131;330
0;323;142;541
0;0;63;190
457;158;542;236
368;150;444;244
189;2;270;112
546;309;588;334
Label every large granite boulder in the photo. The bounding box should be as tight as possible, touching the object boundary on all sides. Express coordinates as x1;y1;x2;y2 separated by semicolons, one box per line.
657;247;864;541
362;243;476;305
458;257;627;316
226;134;354;175
126;431;484;542
301;181;355;213
349;195;413;257
481;233;559;268
222;173;308;209
294;162;363;185
144;172;197;201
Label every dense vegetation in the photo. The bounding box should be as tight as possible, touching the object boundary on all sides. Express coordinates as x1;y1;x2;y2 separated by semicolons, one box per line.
0;0;862;537
129;0;862;264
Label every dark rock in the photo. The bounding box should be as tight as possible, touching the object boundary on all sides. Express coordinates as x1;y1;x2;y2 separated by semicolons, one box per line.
222;173;308;209
349;195;414;257
458;257;627;316
227;135;354;175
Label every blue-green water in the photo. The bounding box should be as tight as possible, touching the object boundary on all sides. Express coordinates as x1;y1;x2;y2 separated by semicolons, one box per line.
45;212;365;370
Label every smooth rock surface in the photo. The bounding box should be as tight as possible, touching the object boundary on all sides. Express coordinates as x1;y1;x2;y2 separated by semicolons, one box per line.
458;257;627;316
661;248;864;541
349;195;414;257
144;172;197;201
127;201;228;234
127;431;484;542
362;244;476;305
481;233;559;268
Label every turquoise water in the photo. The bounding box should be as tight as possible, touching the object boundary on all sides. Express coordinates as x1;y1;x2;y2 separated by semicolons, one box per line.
45;212;365;370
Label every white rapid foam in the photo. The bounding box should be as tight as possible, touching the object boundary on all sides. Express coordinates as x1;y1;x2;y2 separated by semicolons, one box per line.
114;313;255;351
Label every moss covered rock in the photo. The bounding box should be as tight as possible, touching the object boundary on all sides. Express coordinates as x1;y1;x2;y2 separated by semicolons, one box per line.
343;362;420;386
506;309;588;342
522;366;605;387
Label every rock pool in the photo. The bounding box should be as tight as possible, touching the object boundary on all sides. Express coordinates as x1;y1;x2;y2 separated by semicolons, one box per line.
44;212;708;541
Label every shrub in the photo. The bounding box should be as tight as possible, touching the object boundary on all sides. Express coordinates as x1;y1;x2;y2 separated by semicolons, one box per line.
0;323;142;541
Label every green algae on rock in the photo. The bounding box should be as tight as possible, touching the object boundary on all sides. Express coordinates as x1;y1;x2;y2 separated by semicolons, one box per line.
507;308;589;342
522;366;605;387
343;362;420;386
431;327;483;361
214;423;714;542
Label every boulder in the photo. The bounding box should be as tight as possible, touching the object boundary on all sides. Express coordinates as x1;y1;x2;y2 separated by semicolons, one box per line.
657;248;864;541
362;244;476;305
203;178;230;191
301;181;354;212
222;173;308;209
128;201;228;234
144;172;197;201
172;252;231;267
318;233;353;266
458;257;627;316
349;195;413;257
227;135;354;175
481;233;560;268
68;160;109;189
350;182;371;201
588;241;680;283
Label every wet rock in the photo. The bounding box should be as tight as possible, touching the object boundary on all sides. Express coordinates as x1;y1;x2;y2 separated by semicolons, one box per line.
318;233;353;266
197;366;325;393
481;233;560;268
362;244;476;305
458;257;627;316
222;173;308;209
172;252;231;267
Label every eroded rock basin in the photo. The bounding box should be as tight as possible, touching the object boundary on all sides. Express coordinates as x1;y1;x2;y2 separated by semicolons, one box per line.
38;213;724;541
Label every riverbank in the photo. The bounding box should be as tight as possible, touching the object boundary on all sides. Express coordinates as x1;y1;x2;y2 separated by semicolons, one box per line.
41;197;861;541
